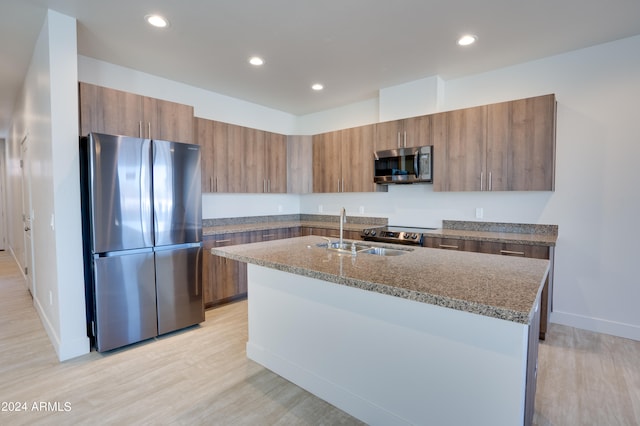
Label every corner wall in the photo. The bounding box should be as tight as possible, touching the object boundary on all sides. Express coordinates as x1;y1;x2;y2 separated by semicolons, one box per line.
6;10;88;361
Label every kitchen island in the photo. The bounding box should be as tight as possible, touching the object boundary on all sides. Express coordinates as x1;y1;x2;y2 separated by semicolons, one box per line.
211;236;549;426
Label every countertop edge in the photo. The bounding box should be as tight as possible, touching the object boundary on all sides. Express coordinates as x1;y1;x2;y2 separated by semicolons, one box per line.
211;246;542;325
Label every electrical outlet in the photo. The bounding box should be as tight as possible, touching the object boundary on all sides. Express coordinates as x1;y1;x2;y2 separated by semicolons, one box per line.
318;204;323;213
49;291;53;305
359;206;365;214
475;207;484;219
277;204;283;213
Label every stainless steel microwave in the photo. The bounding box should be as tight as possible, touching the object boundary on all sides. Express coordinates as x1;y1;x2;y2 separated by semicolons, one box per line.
374;145;432;184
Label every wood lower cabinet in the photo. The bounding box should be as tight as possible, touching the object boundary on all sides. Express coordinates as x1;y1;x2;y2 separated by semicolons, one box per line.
424;236;552;340
203;227;302;308
79;82;194;143
203;233;249;308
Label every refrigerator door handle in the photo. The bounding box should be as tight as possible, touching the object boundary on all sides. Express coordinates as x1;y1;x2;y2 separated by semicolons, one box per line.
95;247;154;258
153;242;202;252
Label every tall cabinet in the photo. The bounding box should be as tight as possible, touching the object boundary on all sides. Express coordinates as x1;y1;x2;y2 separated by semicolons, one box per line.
79;82;194;144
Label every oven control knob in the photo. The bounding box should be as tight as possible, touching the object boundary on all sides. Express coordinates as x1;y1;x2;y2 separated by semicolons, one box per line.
363;229;370;235
371;230;377;236
412;234;418;239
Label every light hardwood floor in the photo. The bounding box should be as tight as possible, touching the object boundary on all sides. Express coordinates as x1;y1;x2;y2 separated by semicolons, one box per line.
1;251;638;425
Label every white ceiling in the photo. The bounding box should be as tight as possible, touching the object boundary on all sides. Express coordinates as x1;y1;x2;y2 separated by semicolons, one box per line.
2;0;640;137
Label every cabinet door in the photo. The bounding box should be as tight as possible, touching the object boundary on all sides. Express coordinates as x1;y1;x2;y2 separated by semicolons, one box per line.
312;131;342;193
430;112;448;192
374;120;403;151
342;125;375;193
194;118;214;192
403;115;431;148
149;97;194;144
204;234;248;307
226;123;246;193
487;94;556;191
244;128;267;193
79;82;144;138
287;135;313;194
443;106;487;191
265;132;288;193
212;121;230;192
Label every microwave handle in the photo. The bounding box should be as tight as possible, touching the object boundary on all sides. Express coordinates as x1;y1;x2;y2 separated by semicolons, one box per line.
413;150;420;178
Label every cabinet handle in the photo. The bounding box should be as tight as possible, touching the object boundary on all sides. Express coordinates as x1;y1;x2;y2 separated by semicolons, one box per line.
138;121;143;138
480;172;484;191
489;172;492;191
263;233;276;238
214;177;218;192
403;131;407;148
210;177;213;192
148;122;151;139
500;250;525;256
439;244;459;250
397;132;401;148
215;239;232;245
263;180;267;193
268;179;271;193
341;179;345;192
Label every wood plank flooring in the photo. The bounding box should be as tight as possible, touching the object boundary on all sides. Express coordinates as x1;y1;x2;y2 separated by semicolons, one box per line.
1;251;638;425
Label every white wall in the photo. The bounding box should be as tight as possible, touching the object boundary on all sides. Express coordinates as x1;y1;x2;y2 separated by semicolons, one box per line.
6;10;88;361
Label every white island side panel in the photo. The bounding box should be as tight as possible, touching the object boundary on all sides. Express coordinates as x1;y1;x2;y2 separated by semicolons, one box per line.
246;264;529;426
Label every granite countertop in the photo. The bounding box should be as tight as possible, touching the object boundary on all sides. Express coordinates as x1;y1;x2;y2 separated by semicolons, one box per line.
211;235;550;325
424;228;557;246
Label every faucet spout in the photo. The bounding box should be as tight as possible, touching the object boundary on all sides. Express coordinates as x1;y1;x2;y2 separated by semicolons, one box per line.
339;207;346;247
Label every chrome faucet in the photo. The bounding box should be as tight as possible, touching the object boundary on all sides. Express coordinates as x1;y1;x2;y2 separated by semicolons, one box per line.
339;207;346;247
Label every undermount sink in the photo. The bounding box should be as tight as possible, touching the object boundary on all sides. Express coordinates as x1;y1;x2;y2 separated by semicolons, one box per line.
358;247;410;256
315;241;412;256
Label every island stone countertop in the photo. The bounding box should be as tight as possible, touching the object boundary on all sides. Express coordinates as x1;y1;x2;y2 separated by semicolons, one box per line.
211;235;550;325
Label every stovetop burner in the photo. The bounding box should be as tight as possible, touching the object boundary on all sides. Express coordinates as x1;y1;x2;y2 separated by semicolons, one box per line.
360;225;437;245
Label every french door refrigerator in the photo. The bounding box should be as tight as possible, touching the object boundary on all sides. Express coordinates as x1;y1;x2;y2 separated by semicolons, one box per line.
80;133;203;352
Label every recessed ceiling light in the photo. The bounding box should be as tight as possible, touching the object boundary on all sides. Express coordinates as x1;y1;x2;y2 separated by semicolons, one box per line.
145;14;169;28
249;56;264;66
457;34;477;46
311;83;324;91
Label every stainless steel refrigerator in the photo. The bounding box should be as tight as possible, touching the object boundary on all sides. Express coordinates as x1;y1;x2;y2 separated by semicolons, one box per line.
80;133;203;352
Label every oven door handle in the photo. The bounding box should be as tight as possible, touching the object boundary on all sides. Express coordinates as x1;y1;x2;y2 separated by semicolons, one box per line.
413;150;420;178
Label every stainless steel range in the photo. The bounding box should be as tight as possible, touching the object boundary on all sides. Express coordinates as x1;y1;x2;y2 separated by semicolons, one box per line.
360;226;436;246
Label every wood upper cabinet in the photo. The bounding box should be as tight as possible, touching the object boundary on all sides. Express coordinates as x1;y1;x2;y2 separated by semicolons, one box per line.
486;94;556;191
242;127;287;193
196;119;287;193
433;94;556;192
312;130;342;193
287;135;313;194
264;132;287;193
374;115;431;151
436;105;488;192
79;82;194;144
313;125;376;193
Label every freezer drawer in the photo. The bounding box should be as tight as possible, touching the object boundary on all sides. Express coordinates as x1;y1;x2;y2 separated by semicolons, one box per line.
155;244;204;335
93;250;157;352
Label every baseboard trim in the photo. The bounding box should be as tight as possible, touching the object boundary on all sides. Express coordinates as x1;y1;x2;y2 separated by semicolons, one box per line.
551;311;640;341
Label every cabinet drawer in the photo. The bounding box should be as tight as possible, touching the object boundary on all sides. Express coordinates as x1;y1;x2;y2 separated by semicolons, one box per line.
423;237;480;252
478;241;549;260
